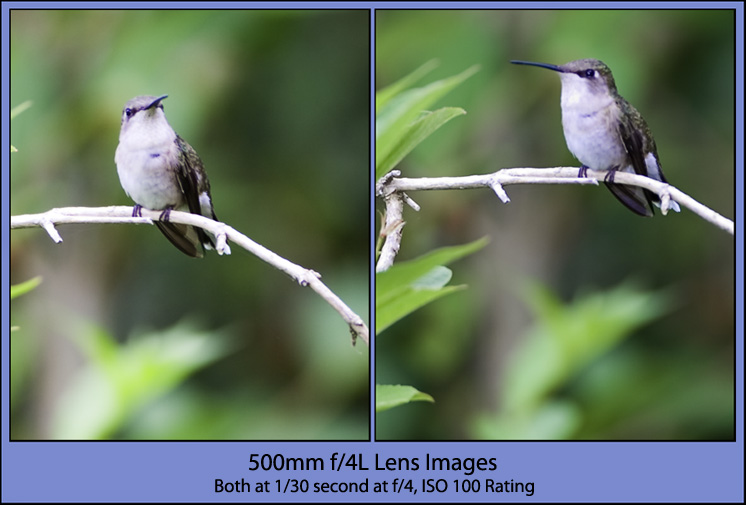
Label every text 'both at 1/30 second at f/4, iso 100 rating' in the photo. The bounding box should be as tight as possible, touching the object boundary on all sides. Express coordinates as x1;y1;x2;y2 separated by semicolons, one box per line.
214;452;536;497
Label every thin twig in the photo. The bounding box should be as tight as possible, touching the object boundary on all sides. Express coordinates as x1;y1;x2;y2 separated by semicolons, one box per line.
11;206;369;346
375;166;733;271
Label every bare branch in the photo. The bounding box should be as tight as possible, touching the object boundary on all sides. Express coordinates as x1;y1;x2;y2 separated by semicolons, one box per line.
376;166;733;270
376;191;406;273
11;206;369;346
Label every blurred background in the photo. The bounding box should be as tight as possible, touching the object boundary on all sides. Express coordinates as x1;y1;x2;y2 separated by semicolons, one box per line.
376;10;734;439
10;10;369;439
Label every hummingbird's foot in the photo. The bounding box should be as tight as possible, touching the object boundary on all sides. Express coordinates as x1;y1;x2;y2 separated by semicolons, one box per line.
159;206;174;222
578;165;589;178
132;204;143;218
603;167;619;184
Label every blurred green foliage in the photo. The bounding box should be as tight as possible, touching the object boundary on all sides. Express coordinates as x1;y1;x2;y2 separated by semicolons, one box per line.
474;282;674;439
374;64;485;412
10;100;32;152
54;321;233;439
10;10;369;440
375;10;734;440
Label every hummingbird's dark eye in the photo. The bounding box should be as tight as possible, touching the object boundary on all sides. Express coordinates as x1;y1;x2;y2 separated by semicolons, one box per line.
125;108;134;118
584;69;595;78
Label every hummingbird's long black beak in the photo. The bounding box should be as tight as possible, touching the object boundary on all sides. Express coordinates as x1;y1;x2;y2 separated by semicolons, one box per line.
146;94;168;110
510;60;563;73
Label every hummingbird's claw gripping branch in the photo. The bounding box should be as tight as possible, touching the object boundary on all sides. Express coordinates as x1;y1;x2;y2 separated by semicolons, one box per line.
159;206;173;222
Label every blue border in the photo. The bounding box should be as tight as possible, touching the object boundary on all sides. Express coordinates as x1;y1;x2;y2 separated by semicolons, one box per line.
4;2;744;503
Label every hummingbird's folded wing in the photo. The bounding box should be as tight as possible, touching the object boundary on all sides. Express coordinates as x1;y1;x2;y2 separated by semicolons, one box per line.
174;135;217;249
611;109;656;217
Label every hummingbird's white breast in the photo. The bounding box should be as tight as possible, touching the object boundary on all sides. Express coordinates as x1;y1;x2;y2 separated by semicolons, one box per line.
558;73;628;171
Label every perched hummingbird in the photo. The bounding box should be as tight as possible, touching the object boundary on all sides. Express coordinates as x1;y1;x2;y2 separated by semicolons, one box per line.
511;59;680;217
115;95;220;257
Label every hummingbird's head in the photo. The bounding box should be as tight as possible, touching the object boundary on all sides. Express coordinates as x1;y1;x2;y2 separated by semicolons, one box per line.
556;59;618;97
511;59;618;109
120;94;168;125
118;94;171;141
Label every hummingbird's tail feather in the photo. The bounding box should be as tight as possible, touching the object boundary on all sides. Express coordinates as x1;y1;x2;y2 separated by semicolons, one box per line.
604;181;654;217
155;221;204;258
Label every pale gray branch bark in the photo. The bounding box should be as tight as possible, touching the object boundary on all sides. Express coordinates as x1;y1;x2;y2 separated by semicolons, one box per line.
11;206;369;346
375;166;733;272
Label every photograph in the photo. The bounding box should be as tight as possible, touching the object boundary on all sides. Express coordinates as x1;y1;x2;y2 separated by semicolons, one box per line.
10;9;370;441
4;3;742;504
375;9;734;441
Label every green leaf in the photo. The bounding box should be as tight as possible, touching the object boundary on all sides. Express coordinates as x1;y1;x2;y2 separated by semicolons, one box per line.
376;59;439;113
410;265;452;289
10;276;42;300
376;65;478;178
376;237;488;334
377;237;488;297
376;106;466;180
376;384;434;412
378;281;465;335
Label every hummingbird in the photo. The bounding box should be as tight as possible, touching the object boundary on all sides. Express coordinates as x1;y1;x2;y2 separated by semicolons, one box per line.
115;95;221;257
511;59;680;217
